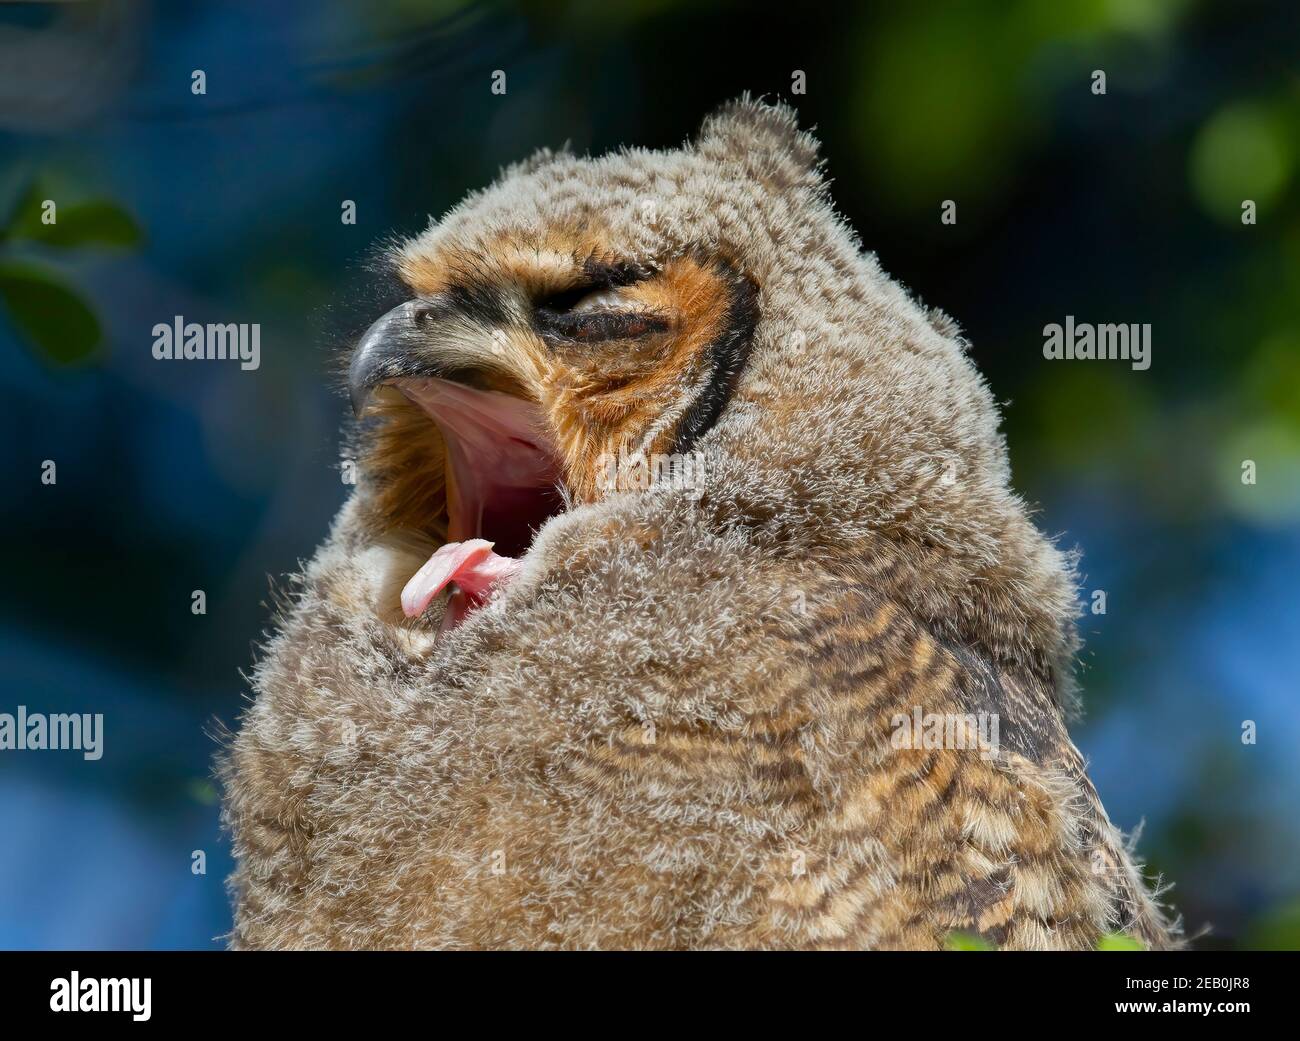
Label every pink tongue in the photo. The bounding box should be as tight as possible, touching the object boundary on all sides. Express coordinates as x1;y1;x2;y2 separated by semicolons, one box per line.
400;539;523;621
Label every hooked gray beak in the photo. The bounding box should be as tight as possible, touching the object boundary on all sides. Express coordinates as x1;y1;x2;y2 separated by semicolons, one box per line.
348;299;435;418
347;291;520;417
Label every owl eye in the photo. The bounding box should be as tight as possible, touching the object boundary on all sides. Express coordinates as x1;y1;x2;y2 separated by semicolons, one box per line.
534;283;668;343
534;280;635;314
568;287;639;313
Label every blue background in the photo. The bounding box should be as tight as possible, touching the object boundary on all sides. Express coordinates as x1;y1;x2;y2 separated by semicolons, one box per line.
1;0;1297;948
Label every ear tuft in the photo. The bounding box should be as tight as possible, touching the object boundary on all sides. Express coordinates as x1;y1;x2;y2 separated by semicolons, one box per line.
695;94;820;175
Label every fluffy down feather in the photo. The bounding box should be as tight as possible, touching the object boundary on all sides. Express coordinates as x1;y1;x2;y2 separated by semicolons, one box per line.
221;97;1179;950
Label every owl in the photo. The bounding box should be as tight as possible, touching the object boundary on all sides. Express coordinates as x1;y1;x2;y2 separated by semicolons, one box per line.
221;98;1179;950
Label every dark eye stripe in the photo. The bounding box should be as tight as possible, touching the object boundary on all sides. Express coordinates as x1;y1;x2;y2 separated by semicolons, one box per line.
534;308;669;343
534;257;655;314
580;256;655;288
531;255;662;343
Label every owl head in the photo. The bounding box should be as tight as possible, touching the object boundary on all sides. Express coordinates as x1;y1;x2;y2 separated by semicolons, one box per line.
346;97;1079;693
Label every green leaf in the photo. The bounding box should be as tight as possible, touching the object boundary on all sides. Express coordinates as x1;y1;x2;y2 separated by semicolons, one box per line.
945;931;995;951
0;262;102;365
6;192;142;249
1098;933;1146;951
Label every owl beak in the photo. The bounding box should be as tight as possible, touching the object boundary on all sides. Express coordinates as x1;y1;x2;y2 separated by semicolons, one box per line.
348;295;565;626
348;299;436;418
349;294;522;417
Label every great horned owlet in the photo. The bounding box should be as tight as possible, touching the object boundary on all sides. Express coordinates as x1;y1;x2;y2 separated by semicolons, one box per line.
222;98;1179;950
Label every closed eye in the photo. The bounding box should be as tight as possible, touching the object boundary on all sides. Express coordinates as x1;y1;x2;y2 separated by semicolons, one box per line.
534;305;670;343
534;281;668;343
570;287;640;313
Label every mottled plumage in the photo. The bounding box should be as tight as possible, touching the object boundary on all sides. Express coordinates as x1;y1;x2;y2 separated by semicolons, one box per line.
222;98;1178;949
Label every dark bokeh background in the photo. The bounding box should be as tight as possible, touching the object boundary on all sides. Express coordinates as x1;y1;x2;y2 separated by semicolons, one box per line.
1;0;1297;949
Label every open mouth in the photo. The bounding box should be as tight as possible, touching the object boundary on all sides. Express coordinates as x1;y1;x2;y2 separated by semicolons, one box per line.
348;253;758;632
384;377;566;629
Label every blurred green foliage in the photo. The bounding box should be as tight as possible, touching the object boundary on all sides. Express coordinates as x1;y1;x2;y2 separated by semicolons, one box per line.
850;0;1195;211
946;932;996;951
1243;898;1300;950
1191;102;1296;222
946;931;1148;950
0;263;100;365
1097;933;1147;951
0;180;140;365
